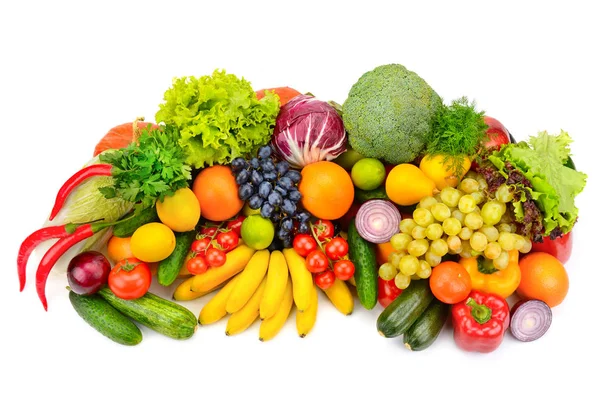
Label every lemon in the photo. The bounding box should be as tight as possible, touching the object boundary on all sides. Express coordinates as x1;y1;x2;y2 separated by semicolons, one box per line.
130;222;176;262
351;158;386;190
240;215;275;250
156;187;201;232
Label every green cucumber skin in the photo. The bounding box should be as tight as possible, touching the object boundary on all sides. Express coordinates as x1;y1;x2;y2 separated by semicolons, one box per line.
376;279;434;338
69;291;142;346
112;207;159;238
354;186;389;203
348;219;378;310
98;287;197;340
403;299;449;351
158;230;196;286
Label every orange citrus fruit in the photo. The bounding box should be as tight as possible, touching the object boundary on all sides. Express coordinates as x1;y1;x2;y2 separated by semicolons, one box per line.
517;252;569;308
298;161;354;220
106;236;135;263
192;165;244;222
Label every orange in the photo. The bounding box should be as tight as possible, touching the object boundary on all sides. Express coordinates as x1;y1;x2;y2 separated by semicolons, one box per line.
375;242;395;265
298;161;354;220
429;261;472;304
517;252;569;308
192;165;244;222
106;236;135;263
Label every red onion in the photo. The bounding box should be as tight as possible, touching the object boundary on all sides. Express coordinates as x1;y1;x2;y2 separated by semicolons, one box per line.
355;200;401;244
509;299;552;342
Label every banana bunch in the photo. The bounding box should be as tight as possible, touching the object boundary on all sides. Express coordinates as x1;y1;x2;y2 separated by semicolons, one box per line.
172;245;355;340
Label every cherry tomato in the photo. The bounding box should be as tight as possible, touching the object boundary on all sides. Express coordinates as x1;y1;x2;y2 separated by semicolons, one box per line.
293;234;318;257
311;219;335;242
108;257;152;300
333;260;355;281
378;277;402;308
325;237;349;261
315;270;336;290
216;230;239;252
201;226;219;237
205;248;227;268
226;215;246;236
186;256;209;275
191;237;212;255
305;250;329;273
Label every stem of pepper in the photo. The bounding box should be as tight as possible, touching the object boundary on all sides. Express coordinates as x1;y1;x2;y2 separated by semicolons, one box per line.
466;298;492;324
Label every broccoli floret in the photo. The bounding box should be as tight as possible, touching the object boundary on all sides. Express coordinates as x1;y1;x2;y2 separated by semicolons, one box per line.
342;64;443;164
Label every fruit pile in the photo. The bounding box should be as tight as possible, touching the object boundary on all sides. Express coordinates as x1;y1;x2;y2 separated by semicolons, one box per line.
16;64;586;353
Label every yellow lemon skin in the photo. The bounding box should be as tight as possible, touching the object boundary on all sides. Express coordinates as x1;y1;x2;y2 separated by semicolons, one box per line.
130;222;176;262
156;187;201;232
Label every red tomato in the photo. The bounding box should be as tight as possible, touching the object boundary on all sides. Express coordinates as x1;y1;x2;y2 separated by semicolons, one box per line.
216;230;239;252
378;277;402;308
205;248;227;267
108;258;152;300
293;234;318;257
315;270;336;290
226;215;246;236
305;250;329;273
186;256;209;275
311;219;335;242
333;260;355;281
325;237;349;261
201;226;219;237
191;237;213;255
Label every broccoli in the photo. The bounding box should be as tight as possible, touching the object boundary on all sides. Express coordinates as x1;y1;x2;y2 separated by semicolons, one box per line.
342;64;443;164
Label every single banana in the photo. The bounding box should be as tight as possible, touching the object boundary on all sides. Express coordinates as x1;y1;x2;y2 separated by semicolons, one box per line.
226;250;270;314
225;276;267;336
323;278;354;316
259;278;293;342
198;274;241;325
191;245;255;292
348;276;356;287
173;276;223;301
282;248;313;312
259;250;289;320
296;283;318;338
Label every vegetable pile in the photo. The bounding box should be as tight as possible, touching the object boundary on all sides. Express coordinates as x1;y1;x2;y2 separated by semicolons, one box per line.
17;64;586;352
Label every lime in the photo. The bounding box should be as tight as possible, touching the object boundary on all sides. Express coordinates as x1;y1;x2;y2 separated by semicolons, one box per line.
242;201;262;217
334;148;365;170
240;215;275;250
351;158;386;190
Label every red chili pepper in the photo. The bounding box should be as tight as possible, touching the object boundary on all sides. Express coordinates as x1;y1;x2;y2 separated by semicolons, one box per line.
17;223;79;291
451;290;510;353
531;231;573;264
49;164;112;221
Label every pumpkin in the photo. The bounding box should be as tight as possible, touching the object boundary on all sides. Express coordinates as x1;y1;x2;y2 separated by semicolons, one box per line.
93;121;159;156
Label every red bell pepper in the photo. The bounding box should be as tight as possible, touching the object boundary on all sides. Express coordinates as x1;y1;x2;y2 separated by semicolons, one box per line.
531;231;573;264
451;290;510;353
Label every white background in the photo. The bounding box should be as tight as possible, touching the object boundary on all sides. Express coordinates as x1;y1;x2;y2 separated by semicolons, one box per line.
1;1;599;399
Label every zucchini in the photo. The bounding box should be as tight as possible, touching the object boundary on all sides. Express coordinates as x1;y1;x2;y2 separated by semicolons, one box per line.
69;290;142;346
157;230;196;286
403;299;449;351
347;218;378;310
112;207;159;238
98;287;197;340
376;279;434;338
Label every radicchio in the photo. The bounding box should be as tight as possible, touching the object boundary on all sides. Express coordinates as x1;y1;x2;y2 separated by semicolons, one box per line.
271;94;347;168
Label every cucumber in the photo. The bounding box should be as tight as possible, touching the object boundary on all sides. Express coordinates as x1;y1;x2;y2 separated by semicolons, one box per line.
354;186;389;203
347;218;378;309
98;287;197;340
112;207;159;238
157;230;196;286
376;279;434;338
69;290;142;346
403;299;449;351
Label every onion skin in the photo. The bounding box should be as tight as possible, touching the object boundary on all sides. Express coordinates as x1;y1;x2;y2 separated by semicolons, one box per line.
355;200;401;244
509;299;552;342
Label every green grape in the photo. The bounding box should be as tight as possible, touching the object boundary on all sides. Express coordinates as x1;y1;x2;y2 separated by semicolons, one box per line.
520;237;533;253
481;200;506;226
477;177;488;191
495;184;514;203
431;203;451;222
513;234;527;252
430;238;449;257
400;218;418;234
425;223;444;240
484;242;502;260
390;233;412;251
425;251;442;267
442;217;462;236
419;196;438;210
479;225;499;242
440;187;461;208
379;263;397;280
465;171;479;180
471;191;485;205
413;207;434;227
399;255;419;276
447;235;462;252
464;212;484;230
410;274;422;281
411;225;427;240
459;240;474;259
497;223;514;233
388;251;404;268
459;226;473;241
458;194;477;214
407;239;429;257
498;231;516;251
470;232;488;252
433;193;443;203
451;209;465;225
394;273;411;290
459;178;480;194
417;260;432;279
493;251;510;270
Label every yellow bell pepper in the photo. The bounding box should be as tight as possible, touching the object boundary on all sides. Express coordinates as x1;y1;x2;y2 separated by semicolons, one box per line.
459;250;521;298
